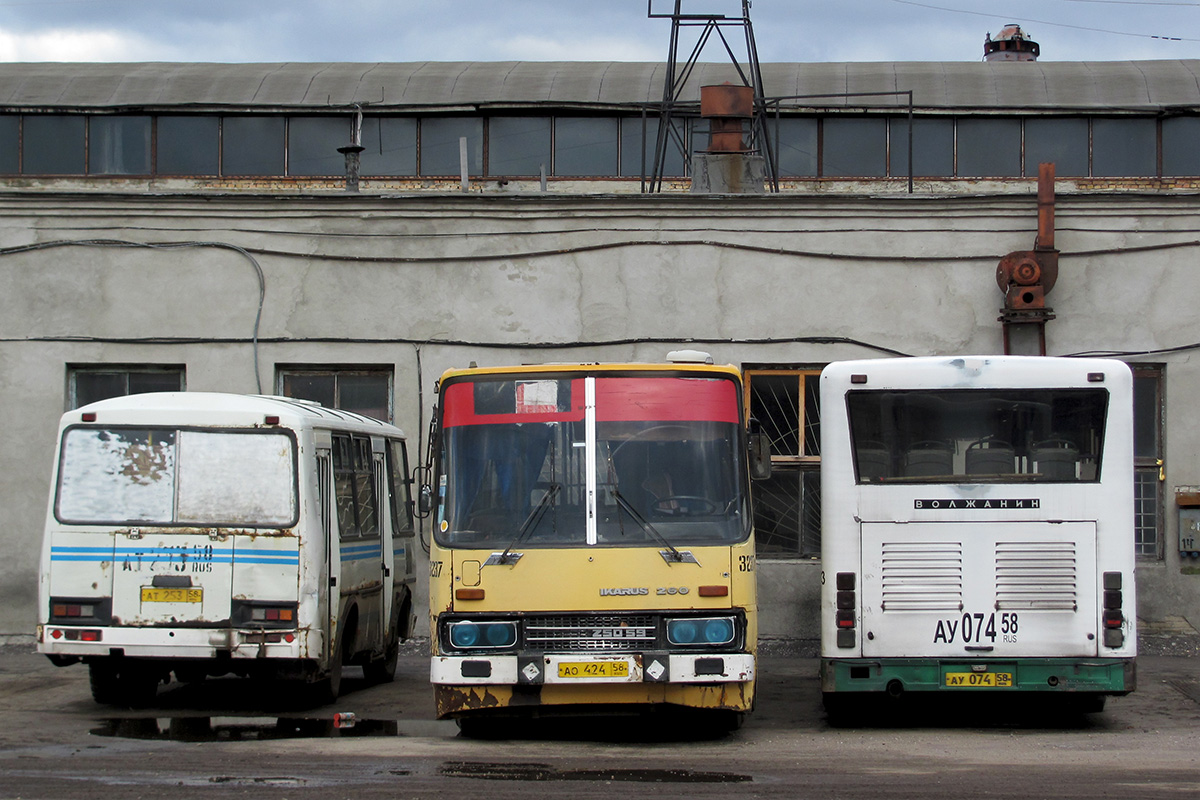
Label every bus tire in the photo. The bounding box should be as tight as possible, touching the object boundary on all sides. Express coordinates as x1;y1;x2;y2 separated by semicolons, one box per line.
363;627;399;684
90;661;159;708
88;661;120;705
316;630;348;704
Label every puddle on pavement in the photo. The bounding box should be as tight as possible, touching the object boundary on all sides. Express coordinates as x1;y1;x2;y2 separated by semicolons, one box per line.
438;761;753;783
92;715;454;741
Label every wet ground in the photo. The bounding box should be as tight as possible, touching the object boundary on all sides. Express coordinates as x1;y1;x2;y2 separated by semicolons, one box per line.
1;637;1199;798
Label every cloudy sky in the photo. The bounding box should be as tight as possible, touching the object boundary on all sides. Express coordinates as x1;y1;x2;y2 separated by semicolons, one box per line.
0;0;1196;63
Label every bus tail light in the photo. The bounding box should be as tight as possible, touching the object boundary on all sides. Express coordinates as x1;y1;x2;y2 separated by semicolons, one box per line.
1103;572;1124;647
836;572;856;648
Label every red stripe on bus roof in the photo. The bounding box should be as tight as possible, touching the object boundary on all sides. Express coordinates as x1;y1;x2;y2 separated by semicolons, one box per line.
442;376;739;427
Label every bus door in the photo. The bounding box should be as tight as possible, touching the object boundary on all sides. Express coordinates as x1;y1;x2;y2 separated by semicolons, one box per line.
860;521;1098;659
316;444;339;661
374;442;395;645
332;434;384;648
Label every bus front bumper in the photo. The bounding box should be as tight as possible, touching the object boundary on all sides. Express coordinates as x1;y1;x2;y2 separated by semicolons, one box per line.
431;651;755;686
820;657;1136;695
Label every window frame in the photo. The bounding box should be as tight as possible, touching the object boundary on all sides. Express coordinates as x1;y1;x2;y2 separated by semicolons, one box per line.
66;364;186;411
276;365;394;423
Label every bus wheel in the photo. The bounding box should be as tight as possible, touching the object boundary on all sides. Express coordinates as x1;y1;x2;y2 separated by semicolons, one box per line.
316;633;347;704
364;627;399;684
90;661;159;708
88;661;120;705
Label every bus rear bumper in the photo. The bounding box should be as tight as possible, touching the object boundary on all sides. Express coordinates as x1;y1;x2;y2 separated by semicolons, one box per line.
431;652;755;686
36;624;306;661
820;656;1136;695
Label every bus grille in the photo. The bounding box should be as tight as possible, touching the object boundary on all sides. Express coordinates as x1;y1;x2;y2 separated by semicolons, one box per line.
880;542;964;612
523;614;658;652
995;542;1077;610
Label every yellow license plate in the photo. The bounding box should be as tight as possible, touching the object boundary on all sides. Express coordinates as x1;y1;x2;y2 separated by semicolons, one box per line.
140;587;203;604
945;671;1013;688
557;661;629;679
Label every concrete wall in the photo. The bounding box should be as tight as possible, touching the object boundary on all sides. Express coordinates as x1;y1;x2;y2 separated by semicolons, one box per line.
3;191;1199;640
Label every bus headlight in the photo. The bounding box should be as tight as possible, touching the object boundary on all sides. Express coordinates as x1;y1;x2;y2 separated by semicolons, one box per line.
447;620;517;650
666;616;736;646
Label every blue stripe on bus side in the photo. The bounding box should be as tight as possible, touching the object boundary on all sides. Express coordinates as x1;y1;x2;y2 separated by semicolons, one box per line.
51;546;299;565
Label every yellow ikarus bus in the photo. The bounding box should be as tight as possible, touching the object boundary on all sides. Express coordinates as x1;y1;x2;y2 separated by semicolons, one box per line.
422;353;765;731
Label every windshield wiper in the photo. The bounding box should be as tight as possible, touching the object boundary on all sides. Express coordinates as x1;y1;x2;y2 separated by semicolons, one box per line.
610;489;699;566
486;483;561;567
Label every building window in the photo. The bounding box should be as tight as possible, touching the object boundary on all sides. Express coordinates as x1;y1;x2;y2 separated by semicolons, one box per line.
745;368;822;557
0;116;16;174
1161;117;1200;177
88;116;151;175
555;117;619;177
623;116;690;178
287;116;351;177
957;117;1021;177
420;117;482;177
1093;117;1157;177
1025;117;1089;177
157;116;219;175
68;365;185;410
222;116;286;176
1133;365;1164;558
361;117;417;177
823;118;886;178
23;115;85;175
488;116;552;176
774;117;818;178
889;117;953;177
277;367;393;422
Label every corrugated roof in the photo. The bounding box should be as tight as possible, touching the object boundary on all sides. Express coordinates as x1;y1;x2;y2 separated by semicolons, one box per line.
0;61;1196;111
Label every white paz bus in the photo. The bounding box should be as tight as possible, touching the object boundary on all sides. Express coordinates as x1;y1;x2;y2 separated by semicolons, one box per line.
37;392;417;707
820;356;1136;715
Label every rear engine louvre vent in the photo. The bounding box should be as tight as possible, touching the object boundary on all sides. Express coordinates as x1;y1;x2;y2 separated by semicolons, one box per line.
880;542;964;612
995;541;1077;610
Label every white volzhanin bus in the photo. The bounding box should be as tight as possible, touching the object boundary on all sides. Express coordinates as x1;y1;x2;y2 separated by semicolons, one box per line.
37;393;417;706
820;356;1136;715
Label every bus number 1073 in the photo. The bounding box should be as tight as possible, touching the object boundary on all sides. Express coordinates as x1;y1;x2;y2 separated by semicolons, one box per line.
933;612;1019;644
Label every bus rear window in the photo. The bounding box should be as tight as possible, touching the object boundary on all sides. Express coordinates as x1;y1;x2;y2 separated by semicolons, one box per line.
56;427;297;526
846;388;1108;484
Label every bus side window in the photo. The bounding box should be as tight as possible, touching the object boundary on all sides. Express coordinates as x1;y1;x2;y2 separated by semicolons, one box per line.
333;434;359;539
388;440;414;534
355;437;379;538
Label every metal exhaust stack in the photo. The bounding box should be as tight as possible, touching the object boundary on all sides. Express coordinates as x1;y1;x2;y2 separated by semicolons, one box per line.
691;83;765;194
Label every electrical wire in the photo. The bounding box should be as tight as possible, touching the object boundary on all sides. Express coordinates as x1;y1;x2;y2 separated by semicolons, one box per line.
0;238;266;393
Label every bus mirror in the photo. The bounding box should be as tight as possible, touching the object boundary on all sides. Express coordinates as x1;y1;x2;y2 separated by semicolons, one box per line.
748;432;772;480
418;485;433;516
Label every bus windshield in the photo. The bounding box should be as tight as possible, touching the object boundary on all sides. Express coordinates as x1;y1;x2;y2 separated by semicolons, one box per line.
846;388;1109;484
437;374;748;548
55;427;297;527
